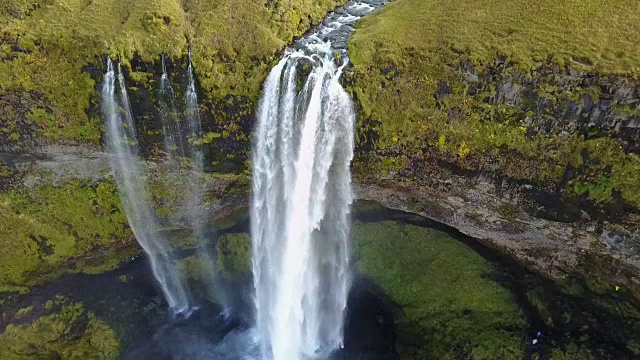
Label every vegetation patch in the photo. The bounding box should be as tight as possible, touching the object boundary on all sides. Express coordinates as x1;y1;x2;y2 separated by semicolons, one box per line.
0;180;133;291
0;297;120;360
353;221;526;359
216;232;251;274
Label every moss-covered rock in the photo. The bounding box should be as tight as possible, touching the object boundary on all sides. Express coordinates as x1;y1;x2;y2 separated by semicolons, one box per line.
0;180;135;292
217;232;251;274
0;297;120;359
348;0;640;208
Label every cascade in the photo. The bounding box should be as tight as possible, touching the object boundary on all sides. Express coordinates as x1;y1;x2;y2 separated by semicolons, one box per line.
185;49;203;169
159;54;187;158
101;58;191;315
251;1;384;359
183;51;223;309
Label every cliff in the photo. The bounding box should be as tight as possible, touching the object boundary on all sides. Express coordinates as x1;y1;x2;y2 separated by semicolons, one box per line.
347;0;640;296
0;0;345;292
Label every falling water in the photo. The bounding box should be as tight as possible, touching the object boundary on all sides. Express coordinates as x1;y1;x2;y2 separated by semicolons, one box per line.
185;50;203;168
183;51;224;309
251;2;384;358
101;59;191;315
159;54;186;158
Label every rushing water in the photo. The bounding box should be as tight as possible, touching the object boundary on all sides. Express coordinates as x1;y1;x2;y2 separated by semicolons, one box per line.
101;59;191;314
251;2;385;359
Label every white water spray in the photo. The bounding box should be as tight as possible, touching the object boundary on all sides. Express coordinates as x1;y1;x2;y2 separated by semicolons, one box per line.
101;59;191;315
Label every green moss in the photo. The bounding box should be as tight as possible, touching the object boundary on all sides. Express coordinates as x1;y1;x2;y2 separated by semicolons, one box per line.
0;180;133;290
571;139;640;206
547;344;595;360
348;0;640;207
176;232;249;284
0;299;120;360
13;306;33;320
353;221;525;359
176;253;210;282
217;232;251;274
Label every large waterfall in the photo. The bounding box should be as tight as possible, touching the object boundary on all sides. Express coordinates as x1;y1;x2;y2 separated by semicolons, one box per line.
101;59;191;314
100;0;384;356
251;2;383;359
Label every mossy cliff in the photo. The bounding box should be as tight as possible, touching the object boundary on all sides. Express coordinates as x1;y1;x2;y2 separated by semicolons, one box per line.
0;0;345;149
0;0;342;293
347;0;640;293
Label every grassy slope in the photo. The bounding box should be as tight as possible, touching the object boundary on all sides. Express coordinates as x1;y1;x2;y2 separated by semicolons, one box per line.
354;221;525;359
0;0;344;145
350;0;640;75
348;0;640;207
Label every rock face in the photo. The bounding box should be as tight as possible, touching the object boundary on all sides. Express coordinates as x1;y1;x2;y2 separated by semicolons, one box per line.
354;176;640;295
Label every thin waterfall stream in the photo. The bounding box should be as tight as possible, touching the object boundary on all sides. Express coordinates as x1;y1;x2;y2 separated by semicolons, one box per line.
101;53;221;316
101;59;191;314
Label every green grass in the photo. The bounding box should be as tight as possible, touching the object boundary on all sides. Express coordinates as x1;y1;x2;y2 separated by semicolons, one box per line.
353;221;526;359
350;0;640;75
0;0;345;145
348;0;640;207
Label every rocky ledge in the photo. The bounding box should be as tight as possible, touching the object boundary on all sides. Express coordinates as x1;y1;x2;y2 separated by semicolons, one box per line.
355;169;640;297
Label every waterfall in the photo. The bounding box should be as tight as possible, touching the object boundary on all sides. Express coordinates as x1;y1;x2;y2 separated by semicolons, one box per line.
159;54;187;158
183;51;224;310
101;59;191;315
185;49;204;169
252;51;355;360
250;2;383;358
